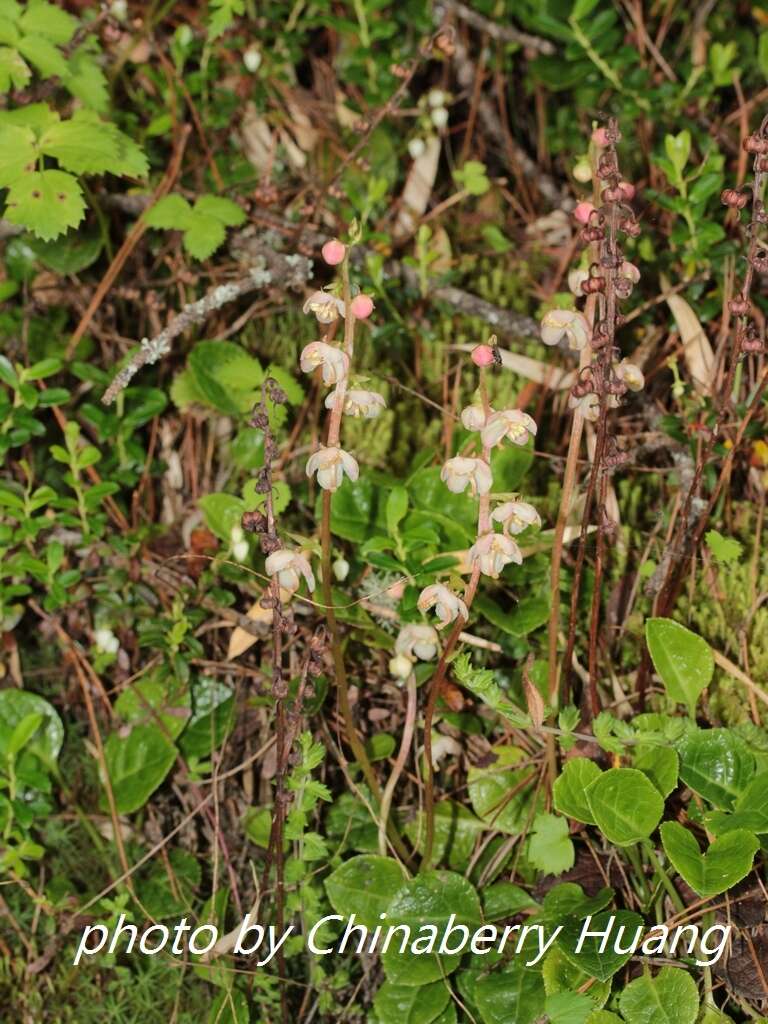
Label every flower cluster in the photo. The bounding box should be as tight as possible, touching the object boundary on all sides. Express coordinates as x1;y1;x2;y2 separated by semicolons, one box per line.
543;118;645;468
720;117;768;355
301;240;383;492
417;342;542;630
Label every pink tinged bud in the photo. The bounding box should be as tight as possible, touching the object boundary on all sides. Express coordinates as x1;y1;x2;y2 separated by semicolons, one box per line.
592;127;609;146
618;180;635;201
471;344;495;367
321;239;346;265
574;201;595;225
350;294;374;319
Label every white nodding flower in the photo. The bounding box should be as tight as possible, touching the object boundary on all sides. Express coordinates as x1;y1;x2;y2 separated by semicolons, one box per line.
417;583;468;629
481;409;537;449
94;627;119;655
395;623;439;661
567;268;589;296
615;359;644;392
325;387;386;418
569;392;600;421
302;290;345;324
460;403;491;431
441;456;493;496
491;501;542;535
265;549;315;594
469;532;522;577
306;445;359;491
541;308;590;351
300;342;350;386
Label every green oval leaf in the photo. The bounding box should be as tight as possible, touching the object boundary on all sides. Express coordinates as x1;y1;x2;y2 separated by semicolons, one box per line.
324;854;407;929
104;724;176;813
677;728;755;809
585;768;663;845
645;617;713;713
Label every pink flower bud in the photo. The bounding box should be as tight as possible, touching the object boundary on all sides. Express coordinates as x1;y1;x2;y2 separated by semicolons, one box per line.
574;201;595;225
350;294;374;319
592;127;609;146
471;344;495;367
618;180;635;201
321;239;346;266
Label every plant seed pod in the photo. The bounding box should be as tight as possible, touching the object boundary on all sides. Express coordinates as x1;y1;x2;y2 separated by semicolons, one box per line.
721;188;749;209
729;297;751;317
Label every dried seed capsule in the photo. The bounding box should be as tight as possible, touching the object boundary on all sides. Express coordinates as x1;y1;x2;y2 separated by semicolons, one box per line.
729;297;751;316
721;188;749;209
744;133;768;154
241;509;268;533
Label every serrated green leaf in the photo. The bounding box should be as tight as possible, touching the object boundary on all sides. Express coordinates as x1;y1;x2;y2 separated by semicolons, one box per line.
65;47;108;111
17;33;68;78
4;169;85;241
705;529;742;564
0;45;29;91
40;117;122;174
0;124;36;185
194;194;246;226
677;728;755;809
183;212;226;260
144;194;193;230
19;1;76;44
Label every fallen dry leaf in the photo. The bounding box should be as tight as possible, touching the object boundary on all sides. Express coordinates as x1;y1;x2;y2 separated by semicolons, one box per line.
394;135;441;238
665;284;715;395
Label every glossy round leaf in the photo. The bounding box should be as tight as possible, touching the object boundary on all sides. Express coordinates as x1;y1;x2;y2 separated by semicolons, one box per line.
584;768;663;845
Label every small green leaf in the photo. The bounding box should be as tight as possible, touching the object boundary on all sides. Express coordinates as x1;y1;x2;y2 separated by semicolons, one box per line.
8;711;43;759
553;758;601;824
618;966;699;1024
386;486;408;536
40;116;121;174
664;130;691;178
645;617;713;713
194;194;246;226
705;529;742;564
144;193;194;229
660;821;758;897
183;212;226;260
558;911;644;981
585;768;663;845
17;33;68;78
528;813;574;875
678;728;754;809
18;1;76;44
0;45;29;91
4;169;85;240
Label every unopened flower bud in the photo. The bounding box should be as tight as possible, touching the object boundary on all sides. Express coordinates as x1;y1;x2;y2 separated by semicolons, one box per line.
574;201;595;225
321;239;346;265
573;158;592;183
332;556;350;582
471;344;495;367
431;107;449;129
350;294;374;319
721;188;749;209
592;127;609;146
243;45;262;72
408;138;426;159
389;654;413;680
